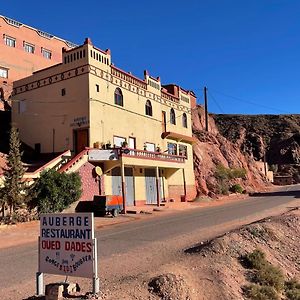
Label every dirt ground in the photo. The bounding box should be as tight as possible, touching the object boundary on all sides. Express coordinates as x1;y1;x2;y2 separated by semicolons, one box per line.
96;208;300;300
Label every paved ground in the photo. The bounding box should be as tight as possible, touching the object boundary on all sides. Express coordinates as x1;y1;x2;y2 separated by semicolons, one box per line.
0;185;299;299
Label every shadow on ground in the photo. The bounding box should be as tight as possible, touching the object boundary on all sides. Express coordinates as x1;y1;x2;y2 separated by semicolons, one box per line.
250;189;300;199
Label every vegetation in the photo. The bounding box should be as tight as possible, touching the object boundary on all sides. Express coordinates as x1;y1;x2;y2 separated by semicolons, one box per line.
242;249;300;300
243;284;279;300
0;126;27;216
285;279;300;300
230;184;243;193
214;164;246;195
30;169;82;213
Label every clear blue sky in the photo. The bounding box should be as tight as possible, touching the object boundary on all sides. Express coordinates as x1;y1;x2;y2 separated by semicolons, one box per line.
2;0;300;114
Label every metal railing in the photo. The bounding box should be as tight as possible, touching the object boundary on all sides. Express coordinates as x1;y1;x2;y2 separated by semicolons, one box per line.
120;148;185;163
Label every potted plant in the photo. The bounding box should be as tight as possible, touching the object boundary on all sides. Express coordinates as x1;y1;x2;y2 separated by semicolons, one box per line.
93;141;100;148
121;141;128;148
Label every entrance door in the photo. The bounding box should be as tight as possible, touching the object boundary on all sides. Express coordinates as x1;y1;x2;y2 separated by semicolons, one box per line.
125;167;134;206
145;168;157;204
74;129;89;154
112;167;122;196
128;137;136;149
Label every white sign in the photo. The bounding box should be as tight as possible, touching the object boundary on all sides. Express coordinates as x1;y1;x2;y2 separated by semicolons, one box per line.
39;213;96;278
88;149;118;161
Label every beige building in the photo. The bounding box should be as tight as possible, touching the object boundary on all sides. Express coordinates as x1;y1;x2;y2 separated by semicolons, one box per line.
12;38;197;207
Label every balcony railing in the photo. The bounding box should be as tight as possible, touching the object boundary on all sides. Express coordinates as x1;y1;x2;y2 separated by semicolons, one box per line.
120;148;185;163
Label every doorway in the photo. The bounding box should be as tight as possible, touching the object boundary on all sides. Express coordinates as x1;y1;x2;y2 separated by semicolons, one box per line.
74;128;89;154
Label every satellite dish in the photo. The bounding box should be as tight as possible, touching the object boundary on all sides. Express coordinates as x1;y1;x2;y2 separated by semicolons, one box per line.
95;166;103;176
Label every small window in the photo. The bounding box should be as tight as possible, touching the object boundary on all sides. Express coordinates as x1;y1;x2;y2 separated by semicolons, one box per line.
96;84;100;92
114;88;123;106
113;136;126;147
0;67;8;78
61;88;66;96
167;143;177;155
24;42;35;54
170;108;176;125
42;48;52;59
145;100;152;116
179;144;187;158
4;35;16;47
182;113;187;128
144;142;155;152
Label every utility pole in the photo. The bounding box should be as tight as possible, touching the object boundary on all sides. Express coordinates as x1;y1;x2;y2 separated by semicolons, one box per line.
204;86;209;131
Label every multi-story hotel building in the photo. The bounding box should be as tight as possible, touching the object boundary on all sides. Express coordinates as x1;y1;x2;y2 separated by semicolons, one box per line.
12;38;197;207
0;15;75;109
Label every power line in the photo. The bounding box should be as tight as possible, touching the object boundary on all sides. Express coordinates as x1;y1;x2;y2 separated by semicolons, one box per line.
207;90;225;114
210;89;290;114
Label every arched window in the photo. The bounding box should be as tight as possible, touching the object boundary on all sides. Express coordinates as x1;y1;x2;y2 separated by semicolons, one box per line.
182;113;187;128
170;108;176;125
114;88;123;106
145;100;152;116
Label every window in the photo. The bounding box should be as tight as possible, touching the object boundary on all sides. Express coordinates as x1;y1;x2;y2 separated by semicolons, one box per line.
114;88;123;106
144;142;155;152
42;48;52;59
24;42;35;54
113;136;126;147
179;144;187;158
0;67;8;78
167;143;177;155
182;113;187;128
96;84;100;92
4;35;16;47
170;108;176;125
145;100;152;116
61;88;66;96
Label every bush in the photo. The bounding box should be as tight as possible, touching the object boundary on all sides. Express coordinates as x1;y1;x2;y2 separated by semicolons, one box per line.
255;263;284;291
30;169;82;214
243;249;267;270
231;167;247;179
230;184;243;193
243;284;279;300
285;279;300;300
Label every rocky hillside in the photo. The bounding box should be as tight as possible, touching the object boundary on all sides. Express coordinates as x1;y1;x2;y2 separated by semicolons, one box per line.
192;106;267;196
213;114;300;165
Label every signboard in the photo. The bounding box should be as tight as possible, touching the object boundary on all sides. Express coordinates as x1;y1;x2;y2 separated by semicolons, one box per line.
39;213;96;278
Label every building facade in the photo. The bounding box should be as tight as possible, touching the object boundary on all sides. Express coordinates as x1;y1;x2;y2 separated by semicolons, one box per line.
12;38;197;206
0;15;75;109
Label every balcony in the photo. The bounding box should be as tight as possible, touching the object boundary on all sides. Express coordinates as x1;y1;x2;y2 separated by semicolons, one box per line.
119;148;185;163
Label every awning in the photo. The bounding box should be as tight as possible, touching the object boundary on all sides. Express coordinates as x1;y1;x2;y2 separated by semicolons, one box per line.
161;132;197;144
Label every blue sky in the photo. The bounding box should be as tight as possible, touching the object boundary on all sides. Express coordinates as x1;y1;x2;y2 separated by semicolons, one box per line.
2;0;300;114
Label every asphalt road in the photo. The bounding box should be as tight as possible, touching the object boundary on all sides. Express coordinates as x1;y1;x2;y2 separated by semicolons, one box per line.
0;185;299;295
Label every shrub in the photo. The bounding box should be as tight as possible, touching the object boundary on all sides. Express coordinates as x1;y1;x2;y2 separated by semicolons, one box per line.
243;249;267;270
243;284;279;300
255;263;284;291
231;167;247;179
244;284;278;300
230;184;243;193
30;169;82;214
285;279;300;300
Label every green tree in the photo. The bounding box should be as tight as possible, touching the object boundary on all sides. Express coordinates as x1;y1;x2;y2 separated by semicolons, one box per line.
31;169;82;213
1;126;26;215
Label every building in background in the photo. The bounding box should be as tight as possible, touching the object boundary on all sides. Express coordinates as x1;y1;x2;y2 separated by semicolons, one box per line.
12;38;197;206
0;15;76;109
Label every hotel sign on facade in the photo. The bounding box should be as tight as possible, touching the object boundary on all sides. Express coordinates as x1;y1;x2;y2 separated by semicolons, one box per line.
39;213;96;278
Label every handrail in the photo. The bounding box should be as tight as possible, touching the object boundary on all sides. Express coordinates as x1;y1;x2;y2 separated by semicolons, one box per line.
120;148;185;163
24;150;71;176
59;149;88;173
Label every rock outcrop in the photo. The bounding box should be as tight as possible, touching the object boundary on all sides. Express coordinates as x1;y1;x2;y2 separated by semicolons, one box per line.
192;106;267;196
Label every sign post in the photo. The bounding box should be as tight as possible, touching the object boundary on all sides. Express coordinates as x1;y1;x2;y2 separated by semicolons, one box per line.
37;213;98;295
